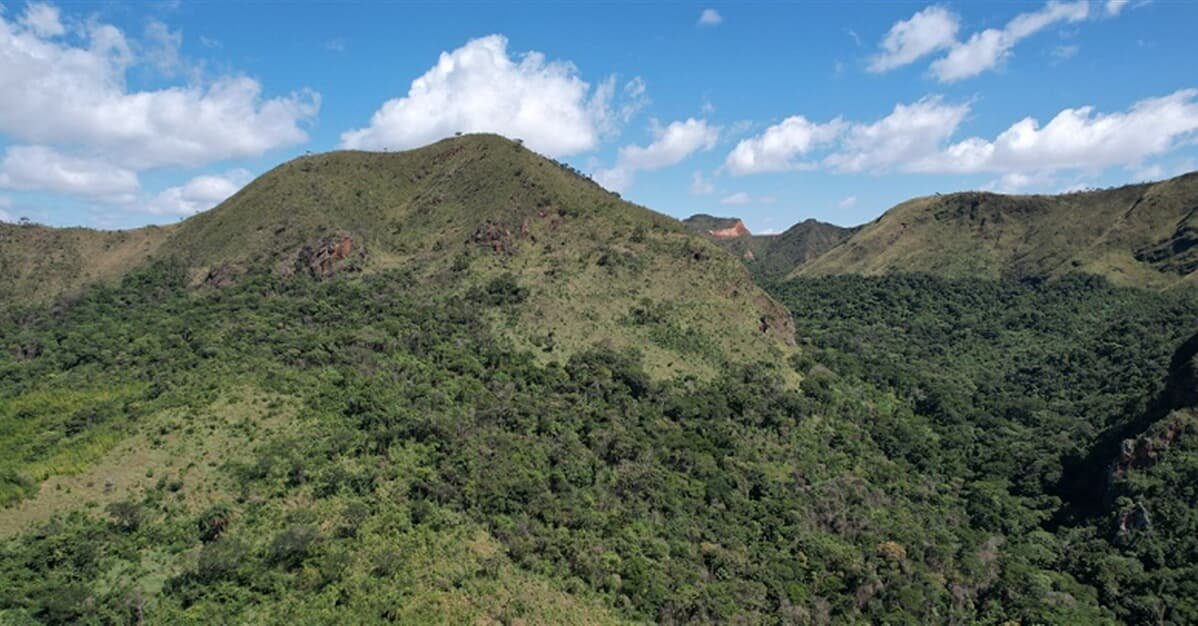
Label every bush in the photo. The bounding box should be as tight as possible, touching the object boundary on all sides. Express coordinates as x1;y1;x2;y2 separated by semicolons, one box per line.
267;525;320;570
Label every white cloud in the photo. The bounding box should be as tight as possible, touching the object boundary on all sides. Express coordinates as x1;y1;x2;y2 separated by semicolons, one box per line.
620;77;650;123
324;38;346;52
144;20;182;75
726;89;1198;182
838;195;858;209
340;35;622;157
913;89;1198;174
930;0;1089;82
144;169;253;215
690;170;715;195
1131;164;1164;180
20;3;64;38
594;118;718;192
0;145;139;202
985;171;1058;193
826;96;971;172
724;115;844;175
698;9;723;26
720;192;752;205
0;7;319;170
868;6;959;72
1106;0;1130;15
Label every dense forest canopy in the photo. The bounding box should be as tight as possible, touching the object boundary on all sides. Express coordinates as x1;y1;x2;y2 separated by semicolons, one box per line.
1;260;1196;624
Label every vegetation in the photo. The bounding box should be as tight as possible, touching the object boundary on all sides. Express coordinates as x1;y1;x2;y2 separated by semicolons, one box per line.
795;173;1198;288
767;274;1198;623
0;248;1194;623
2;139;1197;624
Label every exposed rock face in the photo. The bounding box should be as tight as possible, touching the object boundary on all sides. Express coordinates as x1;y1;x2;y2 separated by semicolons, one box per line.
709;220;751;239
278;234;357;278
202;263;242;288
1110;416;1190;479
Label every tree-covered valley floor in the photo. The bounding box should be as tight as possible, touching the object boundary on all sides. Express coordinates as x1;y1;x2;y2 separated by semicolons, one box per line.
2;263;1197;624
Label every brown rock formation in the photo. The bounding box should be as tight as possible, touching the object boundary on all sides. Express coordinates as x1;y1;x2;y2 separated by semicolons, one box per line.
709;220;751;239
278;234;357;278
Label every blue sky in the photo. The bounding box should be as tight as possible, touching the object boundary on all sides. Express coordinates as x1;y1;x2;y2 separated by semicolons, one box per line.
1;1;1196;233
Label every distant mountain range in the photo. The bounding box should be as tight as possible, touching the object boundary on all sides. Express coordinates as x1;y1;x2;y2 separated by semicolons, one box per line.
688;171;1198;288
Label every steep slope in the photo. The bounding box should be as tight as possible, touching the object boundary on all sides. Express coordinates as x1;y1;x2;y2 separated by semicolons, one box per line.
0;223;173;307
683;214;854;278
796;172;1198;287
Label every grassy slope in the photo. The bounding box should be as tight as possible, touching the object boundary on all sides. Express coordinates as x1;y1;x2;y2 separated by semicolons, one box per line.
795;172;1198;287
0;223;173;306
161;134;795;377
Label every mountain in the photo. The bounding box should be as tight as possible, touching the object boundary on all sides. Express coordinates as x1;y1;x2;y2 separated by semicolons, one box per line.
795;172;1198;287
5;136;1198;624
3;135;795;377
683;214;855;278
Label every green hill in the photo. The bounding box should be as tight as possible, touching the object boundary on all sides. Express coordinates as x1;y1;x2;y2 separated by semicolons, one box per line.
795;172;1198;287
0;224;172;307
683;214;854;278
4;135;796;378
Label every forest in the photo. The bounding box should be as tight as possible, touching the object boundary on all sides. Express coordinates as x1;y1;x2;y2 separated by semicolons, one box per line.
1;263;1196;624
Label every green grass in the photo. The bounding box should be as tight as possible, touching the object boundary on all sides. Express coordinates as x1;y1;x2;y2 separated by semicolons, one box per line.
795;172;1198;287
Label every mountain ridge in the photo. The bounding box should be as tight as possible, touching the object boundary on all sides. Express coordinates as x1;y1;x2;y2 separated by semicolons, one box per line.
2;134;797;378
793;172;1198;287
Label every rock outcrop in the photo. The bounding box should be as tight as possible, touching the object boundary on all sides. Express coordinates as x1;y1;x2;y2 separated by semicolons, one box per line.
278;234;358;278
709;220;751;239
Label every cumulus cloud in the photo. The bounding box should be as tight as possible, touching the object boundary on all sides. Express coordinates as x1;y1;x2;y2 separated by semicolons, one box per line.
340;35;626;157
1106;0;1130;15
720;192;752;206
144;169;253;215
727;89;1198;182
698;9;723;26
724;115;844;175
0;145;140;202
20;2;64;38
870;1;1101;81
913;89;1198;174
690;171;715;195
594;118;718;192
0;8;320;170
825;96;971;172
868;6;959;72
929;0;1089;82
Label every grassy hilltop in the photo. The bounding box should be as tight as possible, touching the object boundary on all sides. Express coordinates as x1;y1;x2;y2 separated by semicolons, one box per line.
796;173;1198;287
3;135;797;378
